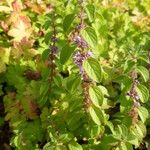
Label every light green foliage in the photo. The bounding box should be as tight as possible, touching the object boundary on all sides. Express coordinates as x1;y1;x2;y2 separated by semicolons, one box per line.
0;0;150;149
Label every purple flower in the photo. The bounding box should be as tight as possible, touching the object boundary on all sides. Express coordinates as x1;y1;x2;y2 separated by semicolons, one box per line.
51;36;57;42
134;101;140;107
74;51;93;74
134;80;140;85
51;45;58;54
73;35;88;49
75;24;83;30
134;95;140;101
86;51;93;57
127;89;140;108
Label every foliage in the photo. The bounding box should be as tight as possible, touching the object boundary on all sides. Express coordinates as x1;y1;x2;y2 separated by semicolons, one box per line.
0;0;150;149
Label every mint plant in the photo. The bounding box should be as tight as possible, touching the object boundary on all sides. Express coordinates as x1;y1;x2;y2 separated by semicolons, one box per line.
0;0;150;150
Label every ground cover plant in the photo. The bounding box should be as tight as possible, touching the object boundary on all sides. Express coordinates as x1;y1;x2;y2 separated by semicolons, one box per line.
0;0;150;149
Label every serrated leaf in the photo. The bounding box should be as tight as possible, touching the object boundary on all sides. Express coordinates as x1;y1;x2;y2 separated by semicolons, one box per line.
81;27;97;48
68;141;83;150
137;66;149;82
99;135;118;150
44;32;51;45
119;142;133;150
131;121;146;141
136;84;149;103
63;14;75;32
138;106;149;123
135;121;147;138
115;125;128;139
85;4;95;22
40;82;49;96
98;85;109;96
66;75;81;93
127;133;139;146
60;44;75;64
89;105;104;125
89;86;103;107
83;58;102;82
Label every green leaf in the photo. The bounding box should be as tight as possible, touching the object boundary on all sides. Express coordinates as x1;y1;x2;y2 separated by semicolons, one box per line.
0;61;6;73
44;32;51;45
85;4;95;22
68;141;83;150
136;84;149;103
89;86;103;107
115;125;128;139
89;105;104;125
106;121;115;134
90;125;102;138
131;121;146;140
66;75;81;93
99;135;118;150
119;142;133;150
81;27;97;48
60;44;75;64
58;133;73;143
138;106;149;123
135;121;147;138
42;49;49;60
63;14;75;32
98;85;109;96
137;66;149;82
83;58;102;82
40;82;49;96
127;133;139;146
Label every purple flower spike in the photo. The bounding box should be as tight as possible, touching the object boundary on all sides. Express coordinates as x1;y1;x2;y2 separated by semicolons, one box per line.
73;35;89;49
74;51;93;74
51;45;58;54
86;51;93;57
51;36;57;42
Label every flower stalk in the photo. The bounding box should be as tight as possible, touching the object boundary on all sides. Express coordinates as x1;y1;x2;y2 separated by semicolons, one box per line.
71;0;93;111
127;70;140;125
48;9;58;89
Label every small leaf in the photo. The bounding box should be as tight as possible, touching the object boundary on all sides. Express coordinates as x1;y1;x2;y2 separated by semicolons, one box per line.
81;27;97;48
136;84;149;103
99;135;118;150
44;32;51;45
138;106;149;123
68;141;83;150
85;4;95;22
98;85;109;96
89;105;104;125
66;75;81;93
40;82;49;96
89;86;103;107
137;66;149;82
83;58;102;82
135;121;147;138
0;61;6;73
60;44;75;64
63;14;75;32
115;125;128;139
119;142;133;150
131;121;146;140
127;133;139;146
